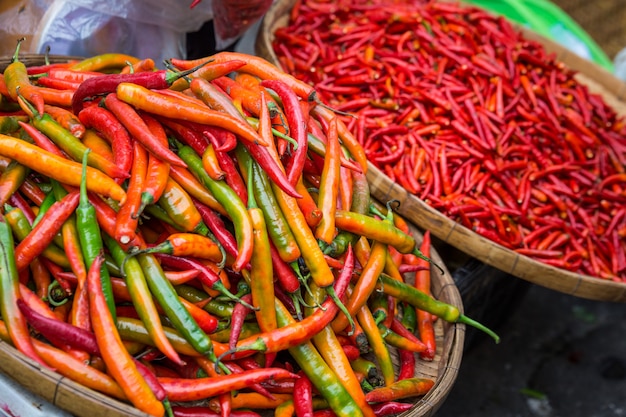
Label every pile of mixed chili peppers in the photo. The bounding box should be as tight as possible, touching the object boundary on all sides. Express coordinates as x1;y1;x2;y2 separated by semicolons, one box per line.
273;0;626;281
0;37;499;417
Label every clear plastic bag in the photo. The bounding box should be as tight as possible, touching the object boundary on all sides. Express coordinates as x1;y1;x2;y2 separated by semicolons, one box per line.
212;0;273;50
0;0;54;57
31;0;213;65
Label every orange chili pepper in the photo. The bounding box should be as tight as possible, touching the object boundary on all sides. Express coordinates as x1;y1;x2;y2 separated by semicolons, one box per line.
115;141;148;245
0;136;126;204
70;53;140;72
87;253;165;416
414;230;436;361
315;116;340;244
115;82;268;147
43;104;86;138
4;38;45;115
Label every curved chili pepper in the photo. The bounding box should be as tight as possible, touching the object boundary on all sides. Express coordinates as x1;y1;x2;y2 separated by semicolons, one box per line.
158;368;297;402
115;82;267;147
178;145;253;272
168;59;247;91
412;230;436;361
237;145;301;263
104;93;186;167
0;160;28;208
331;239;387;334
70;53;140;72
193;199;238;258
4;38;45;115
133;233;223;263
71;60;209;114
114;141;147;244
377;273;500;342
334;210;416;254
0;213;47;367
104;234;183;366
229;293;252;351
14;190;79;271
364;377;435;403
137;252;222;366
157;177;210;235
44;104;85;138
314;115;340;244
77;104;133;180
3;206;71;270
357;302;395;387
87;252;166;416
244;160;278;344
202;144;226;180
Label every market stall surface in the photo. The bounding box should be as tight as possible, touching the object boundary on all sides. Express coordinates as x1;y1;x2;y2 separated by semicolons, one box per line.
437;283;626;417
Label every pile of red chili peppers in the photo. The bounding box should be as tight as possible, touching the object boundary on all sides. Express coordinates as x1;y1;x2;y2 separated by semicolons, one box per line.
273;0;626;281
0;38;500;416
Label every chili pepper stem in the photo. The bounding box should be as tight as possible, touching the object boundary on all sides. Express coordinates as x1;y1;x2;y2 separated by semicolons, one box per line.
325;286;356;335
212;281;257;311
216;337;267;363
457;314;501;344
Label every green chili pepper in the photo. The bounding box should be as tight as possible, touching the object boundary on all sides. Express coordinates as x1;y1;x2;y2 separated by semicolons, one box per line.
76;150;116;320
377;274;500;343
136;252;223;368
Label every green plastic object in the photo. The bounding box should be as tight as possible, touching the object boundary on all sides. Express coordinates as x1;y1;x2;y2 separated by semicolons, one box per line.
461;0;614;72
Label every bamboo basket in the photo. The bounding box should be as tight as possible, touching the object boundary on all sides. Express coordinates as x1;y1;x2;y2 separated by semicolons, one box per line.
0;53;464;416
256;0;626;303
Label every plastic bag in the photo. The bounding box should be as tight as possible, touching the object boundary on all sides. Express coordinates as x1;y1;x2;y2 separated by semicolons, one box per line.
31;0;213;66
212;0;273;50
0;0;54;57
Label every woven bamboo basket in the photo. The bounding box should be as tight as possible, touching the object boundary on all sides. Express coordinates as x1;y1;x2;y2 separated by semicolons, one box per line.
256;0;626;303
0;54;464;416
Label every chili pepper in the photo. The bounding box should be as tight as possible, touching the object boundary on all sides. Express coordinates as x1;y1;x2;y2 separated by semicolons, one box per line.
138;251;217;355
0;160;28;208
293;371;314;417
44;104;85;138
77;104;133;180
236;144;301;263
170;406;261;417
71;60;209;114
157;368;298;402
411;230;436;360
114;141;147;244
244;159;278;339
18;95;129;183
70;53;140;72
0;213;47;366
364;377;435;403
229;293;252;351
192;200;238;258
4;38;45;115
103;93;185;167
115;82;267;147
156;177;210;235
14;190;79;271
87;252;166;416
74;151;117;320
377;273;500;342
177;145;253;272
314;115;340;244
3;206;71;270
169;59;248;91
103;234;183;366
333;210;415;254
132;233;223;263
